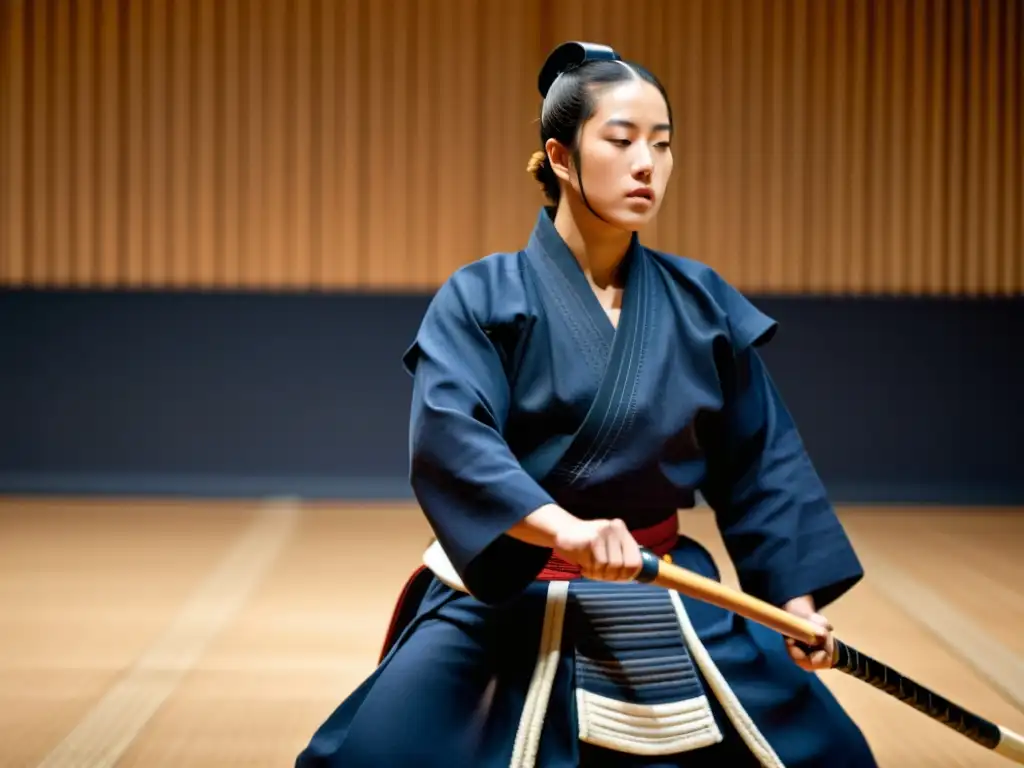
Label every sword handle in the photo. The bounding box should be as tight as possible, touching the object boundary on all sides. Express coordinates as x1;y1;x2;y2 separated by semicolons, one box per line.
830;639;1024;765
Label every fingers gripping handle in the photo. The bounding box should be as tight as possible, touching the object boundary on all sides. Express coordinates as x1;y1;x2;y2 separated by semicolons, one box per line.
633;547;825;647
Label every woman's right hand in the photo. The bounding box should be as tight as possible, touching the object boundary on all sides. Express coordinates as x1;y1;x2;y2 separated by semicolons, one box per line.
553;517;643;582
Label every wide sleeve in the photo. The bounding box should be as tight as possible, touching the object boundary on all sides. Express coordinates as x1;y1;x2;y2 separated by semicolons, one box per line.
699;291;864;611
402;278;556;606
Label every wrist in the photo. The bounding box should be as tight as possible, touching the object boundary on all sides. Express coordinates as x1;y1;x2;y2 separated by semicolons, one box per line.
508;503;581;548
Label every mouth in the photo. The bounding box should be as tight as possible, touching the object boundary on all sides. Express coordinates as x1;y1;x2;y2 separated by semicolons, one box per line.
627;188;655;203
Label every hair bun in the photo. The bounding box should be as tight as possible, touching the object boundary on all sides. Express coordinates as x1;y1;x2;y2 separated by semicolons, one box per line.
526;150;547;176
538;41;621;97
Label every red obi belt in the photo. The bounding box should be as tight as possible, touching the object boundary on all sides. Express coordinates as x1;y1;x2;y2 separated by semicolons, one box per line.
378;514;679;662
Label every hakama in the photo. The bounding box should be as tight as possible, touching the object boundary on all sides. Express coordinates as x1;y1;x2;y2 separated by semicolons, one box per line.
295;209;878;767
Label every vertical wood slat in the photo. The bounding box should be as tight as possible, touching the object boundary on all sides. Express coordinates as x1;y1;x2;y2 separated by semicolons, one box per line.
825;0;850;294
72;0;92;285
0;1;7;284
365;0;391;289
1008;0;1022;294
386;0;409;288
147;0;168;286
719;0;740;287
866;0;888;294
946;0;967;295
51;0;70;286
335;0;361;288
125;0;145;287
765;0;787;292
263;0;284;288
27;0;44;285
742;0;766;292
219;0;239;287
97;0;119;286
906;0;928;294
2;1;26;285
703;0;726;285
846;0;869;294
984;0;1003;296
0;0;1020;296
410;0;435;289
167;0;186;287
964;0;984;296
929;0;950;294
889;0;909;293
315;0;335;288
807;0;830;294
196;0;216;287
288;0;312;288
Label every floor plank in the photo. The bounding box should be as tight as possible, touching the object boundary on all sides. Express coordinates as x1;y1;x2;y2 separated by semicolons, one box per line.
0;498;256;767
0;498;1020;767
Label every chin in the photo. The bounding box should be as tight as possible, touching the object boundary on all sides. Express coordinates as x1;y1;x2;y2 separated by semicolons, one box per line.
605;207;659;232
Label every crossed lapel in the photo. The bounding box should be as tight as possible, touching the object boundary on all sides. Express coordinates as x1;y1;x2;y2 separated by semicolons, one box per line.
520;211;654;488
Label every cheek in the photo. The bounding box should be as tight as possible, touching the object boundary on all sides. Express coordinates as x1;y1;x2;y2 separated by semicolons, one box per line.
656;153;674;184
579;149;622;193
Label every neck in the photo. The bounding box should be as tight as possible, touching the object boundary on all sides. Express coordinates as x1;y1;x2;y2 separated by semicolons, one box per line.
552;197;634;289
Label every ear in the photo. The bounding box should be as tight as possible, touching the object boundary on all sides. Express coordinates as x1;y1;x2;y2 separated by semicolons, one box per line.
544;138;574;185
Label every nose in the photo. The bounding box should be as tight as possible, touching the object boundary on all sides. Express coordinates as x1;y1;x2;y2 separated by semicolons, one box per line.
632;144;654;179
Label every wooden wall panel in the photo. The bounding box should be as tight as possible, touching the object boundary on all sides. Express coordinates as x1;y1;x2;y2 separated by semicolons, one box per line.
0;0;1020;295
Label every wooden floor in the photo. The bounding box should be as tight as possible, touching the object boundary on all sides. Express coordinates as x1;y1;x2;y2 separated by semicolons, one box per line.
1;497;1022;767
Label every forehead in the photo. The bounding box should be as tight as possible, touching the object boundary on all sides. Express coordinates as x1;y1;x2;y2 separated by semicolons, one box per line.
590;79;671;127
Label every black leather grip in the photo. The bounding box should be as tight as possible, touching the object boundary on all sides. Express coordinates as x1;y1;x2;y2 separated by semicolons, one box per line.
833;639;1001;750
634;548;661;583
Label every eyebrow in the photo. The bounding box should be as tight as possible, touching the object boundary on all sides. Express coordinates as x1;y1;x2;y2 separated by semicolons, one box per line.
603;118;673;132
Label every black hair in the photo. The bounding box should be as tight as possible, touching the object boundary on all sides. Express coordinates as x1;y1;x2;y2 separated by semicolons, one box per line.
527;58;673;206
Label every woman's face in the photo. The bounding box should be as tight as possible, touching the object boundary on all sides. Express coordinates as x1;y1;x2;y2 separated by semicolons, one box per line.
551;79;674;231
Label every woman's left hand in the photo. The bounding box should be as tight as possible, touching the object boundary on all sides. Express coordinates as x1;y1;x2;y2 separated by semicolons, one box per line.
782;595;835;672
